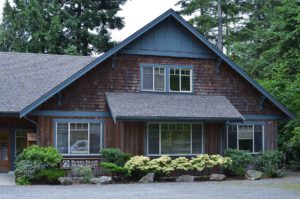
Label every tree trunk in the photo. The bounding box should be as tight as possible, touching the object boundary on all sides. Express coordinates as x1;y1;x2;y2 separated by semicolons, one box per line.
217;0;223;52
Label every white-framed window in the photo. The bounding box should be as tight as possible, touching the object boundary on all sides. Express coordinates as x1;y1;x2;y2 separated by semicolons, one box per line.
227;124;264;154
147;123;203;156
142;66;166;91
56;122;102;155
169;68;192;92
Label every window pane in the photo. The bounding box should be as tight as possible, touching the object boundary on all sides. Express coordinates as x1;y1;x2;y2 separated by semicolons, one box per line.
70;123;88;154
181;69;191;91
228;125;237;149
143;67;153;90
57;123;68;154
90;123;101;154
170;68;180;91
239;139;253;152
254;125;263;153
148;124;159;154
161;127;190;154
154;68;164;91
15;130;30;155
192;124;202;154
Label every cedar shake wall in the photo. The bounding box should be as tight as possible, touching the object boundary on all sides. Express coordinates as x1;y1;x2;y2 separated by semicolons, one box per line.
38;54;284;116
34;54;283;155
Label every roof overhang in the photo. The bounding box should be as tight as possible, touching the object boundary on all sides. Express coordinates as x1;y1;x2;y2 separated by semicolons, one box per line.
106;92;244;123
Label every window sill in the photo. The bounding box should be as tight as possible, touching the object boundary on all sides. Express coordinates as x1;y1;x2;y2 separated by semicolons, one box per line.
147;154;201;157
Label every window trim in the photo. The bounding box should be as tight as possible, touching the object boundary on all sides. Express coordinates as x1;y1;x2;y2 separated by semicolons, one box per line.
146;122;203;156
141;66;167;92
54;119;103;156
140;64;194;93
226;123;264;154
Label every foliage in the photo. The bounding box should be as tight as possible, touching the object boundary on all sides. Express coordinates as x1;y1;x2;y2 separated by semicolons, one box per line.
190;154;232;171
0;0;127;55
124;156;152;179
15;145;62;185
73;165;93;184
16;176;30;185
234;167;247;177
100;148;131;167
223;149;252;175
171;157;193;171
255;150;285;178
34;169;65;184
124;155;232;179
100;162;128;180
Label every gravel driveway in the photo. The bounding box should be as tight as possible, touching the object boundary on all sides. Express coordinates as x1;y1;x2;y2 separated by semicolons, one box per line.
1;172;299;199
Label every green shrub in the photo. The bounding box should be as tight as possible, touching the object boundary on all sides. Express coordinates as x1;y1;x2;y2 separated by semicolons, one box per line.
74;165;93;183
234;167;247;177
16;176;30;185
255;150;285;178
171;157;193;171
15;145;62;185
124;156;152;179
34;169;65;184
100;162;128;180
224;149;252;175
100;148;132;166
190;154;232;171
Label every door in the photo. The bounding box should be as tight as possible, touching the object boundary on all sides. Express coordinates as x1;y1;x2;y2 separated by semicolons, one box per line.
0;131;10;173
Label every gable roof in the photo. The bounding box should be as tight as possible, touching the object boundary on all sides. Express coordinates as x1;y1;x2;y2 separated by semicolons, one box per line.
0;52;96;115
1;9;294;119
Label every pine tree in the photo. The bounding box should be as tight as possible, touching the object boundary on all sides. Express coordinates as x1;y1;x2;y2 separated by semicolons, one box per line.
0;0;127;55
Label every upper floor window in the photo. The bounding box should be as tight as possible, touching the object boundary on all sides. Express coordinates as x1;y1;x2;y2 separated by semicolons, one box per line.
142;67;165;91
170;68;192;92
141;64;193;93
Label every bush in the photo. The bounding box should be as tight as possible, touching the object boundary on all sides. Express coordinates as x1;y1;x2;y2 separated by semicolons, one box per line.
34;169;65;184
124;156;152;179
224;149;252;175
100;148;131;166
100;162;128;180
234;167;247;177
73;165;93;183
190;154;232;171
255;150;285;178
171;157;193;171
15;146;62;185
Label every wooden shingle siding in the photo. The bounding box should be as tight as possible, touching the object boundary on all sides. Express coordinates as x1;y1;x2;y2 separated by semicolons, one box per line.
264;120;278;150
38;54;284;117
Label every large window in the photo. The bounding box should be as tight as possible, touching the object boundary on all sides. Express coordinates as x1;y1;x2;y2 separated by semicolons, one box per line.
142;66;165;91
141;65;193;93
147;123;203;155
56;121;102;155
227;124;264;154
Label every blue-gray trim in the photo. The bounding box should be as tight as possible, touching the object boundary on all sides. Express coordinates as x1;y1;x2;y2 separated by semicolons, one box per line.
243;114;284;120
140;63;194;93
10;129;16;171
32;110;111;117
19;9;294;120
52;118;104;156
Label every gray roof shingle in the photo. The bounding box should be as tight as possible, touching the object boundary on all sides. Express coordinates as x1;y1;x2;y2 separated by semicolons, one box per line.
106;92;244;121
0;52;96;113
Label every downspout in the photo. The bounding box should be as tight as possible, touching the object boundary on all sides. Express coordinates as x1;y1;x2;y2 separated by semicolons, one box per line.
24;116;39;145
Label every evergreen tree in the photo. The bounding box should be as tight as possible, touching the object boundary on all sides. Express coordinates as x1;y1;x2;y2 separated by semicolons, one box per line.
177;0;249;53
0;0;127;55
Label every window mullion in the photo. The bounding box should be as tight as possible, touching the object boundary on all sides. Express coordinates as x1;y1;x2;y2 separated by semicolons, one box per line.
68;123;70;155
252;125;254;153
159;123;161;155
190;124;192;154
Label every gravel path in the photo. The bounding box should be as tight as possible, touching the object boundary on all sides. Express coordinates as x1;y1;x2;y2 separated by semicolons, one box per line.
0;172;299;199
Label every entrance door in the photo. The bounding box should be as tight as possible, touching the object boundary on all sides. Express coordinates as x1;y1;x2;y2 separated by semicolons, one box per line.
0;131;10;173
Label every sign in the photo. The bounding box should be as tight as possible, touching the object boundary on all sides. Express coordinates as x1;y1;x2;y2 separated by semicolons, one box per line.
60;158;100;169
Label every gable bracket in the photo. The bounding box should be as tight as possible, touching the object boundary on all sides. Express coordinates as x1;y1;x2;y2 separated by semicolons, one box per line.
259;96;267;110
215;59;222;74
112;53;117;68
